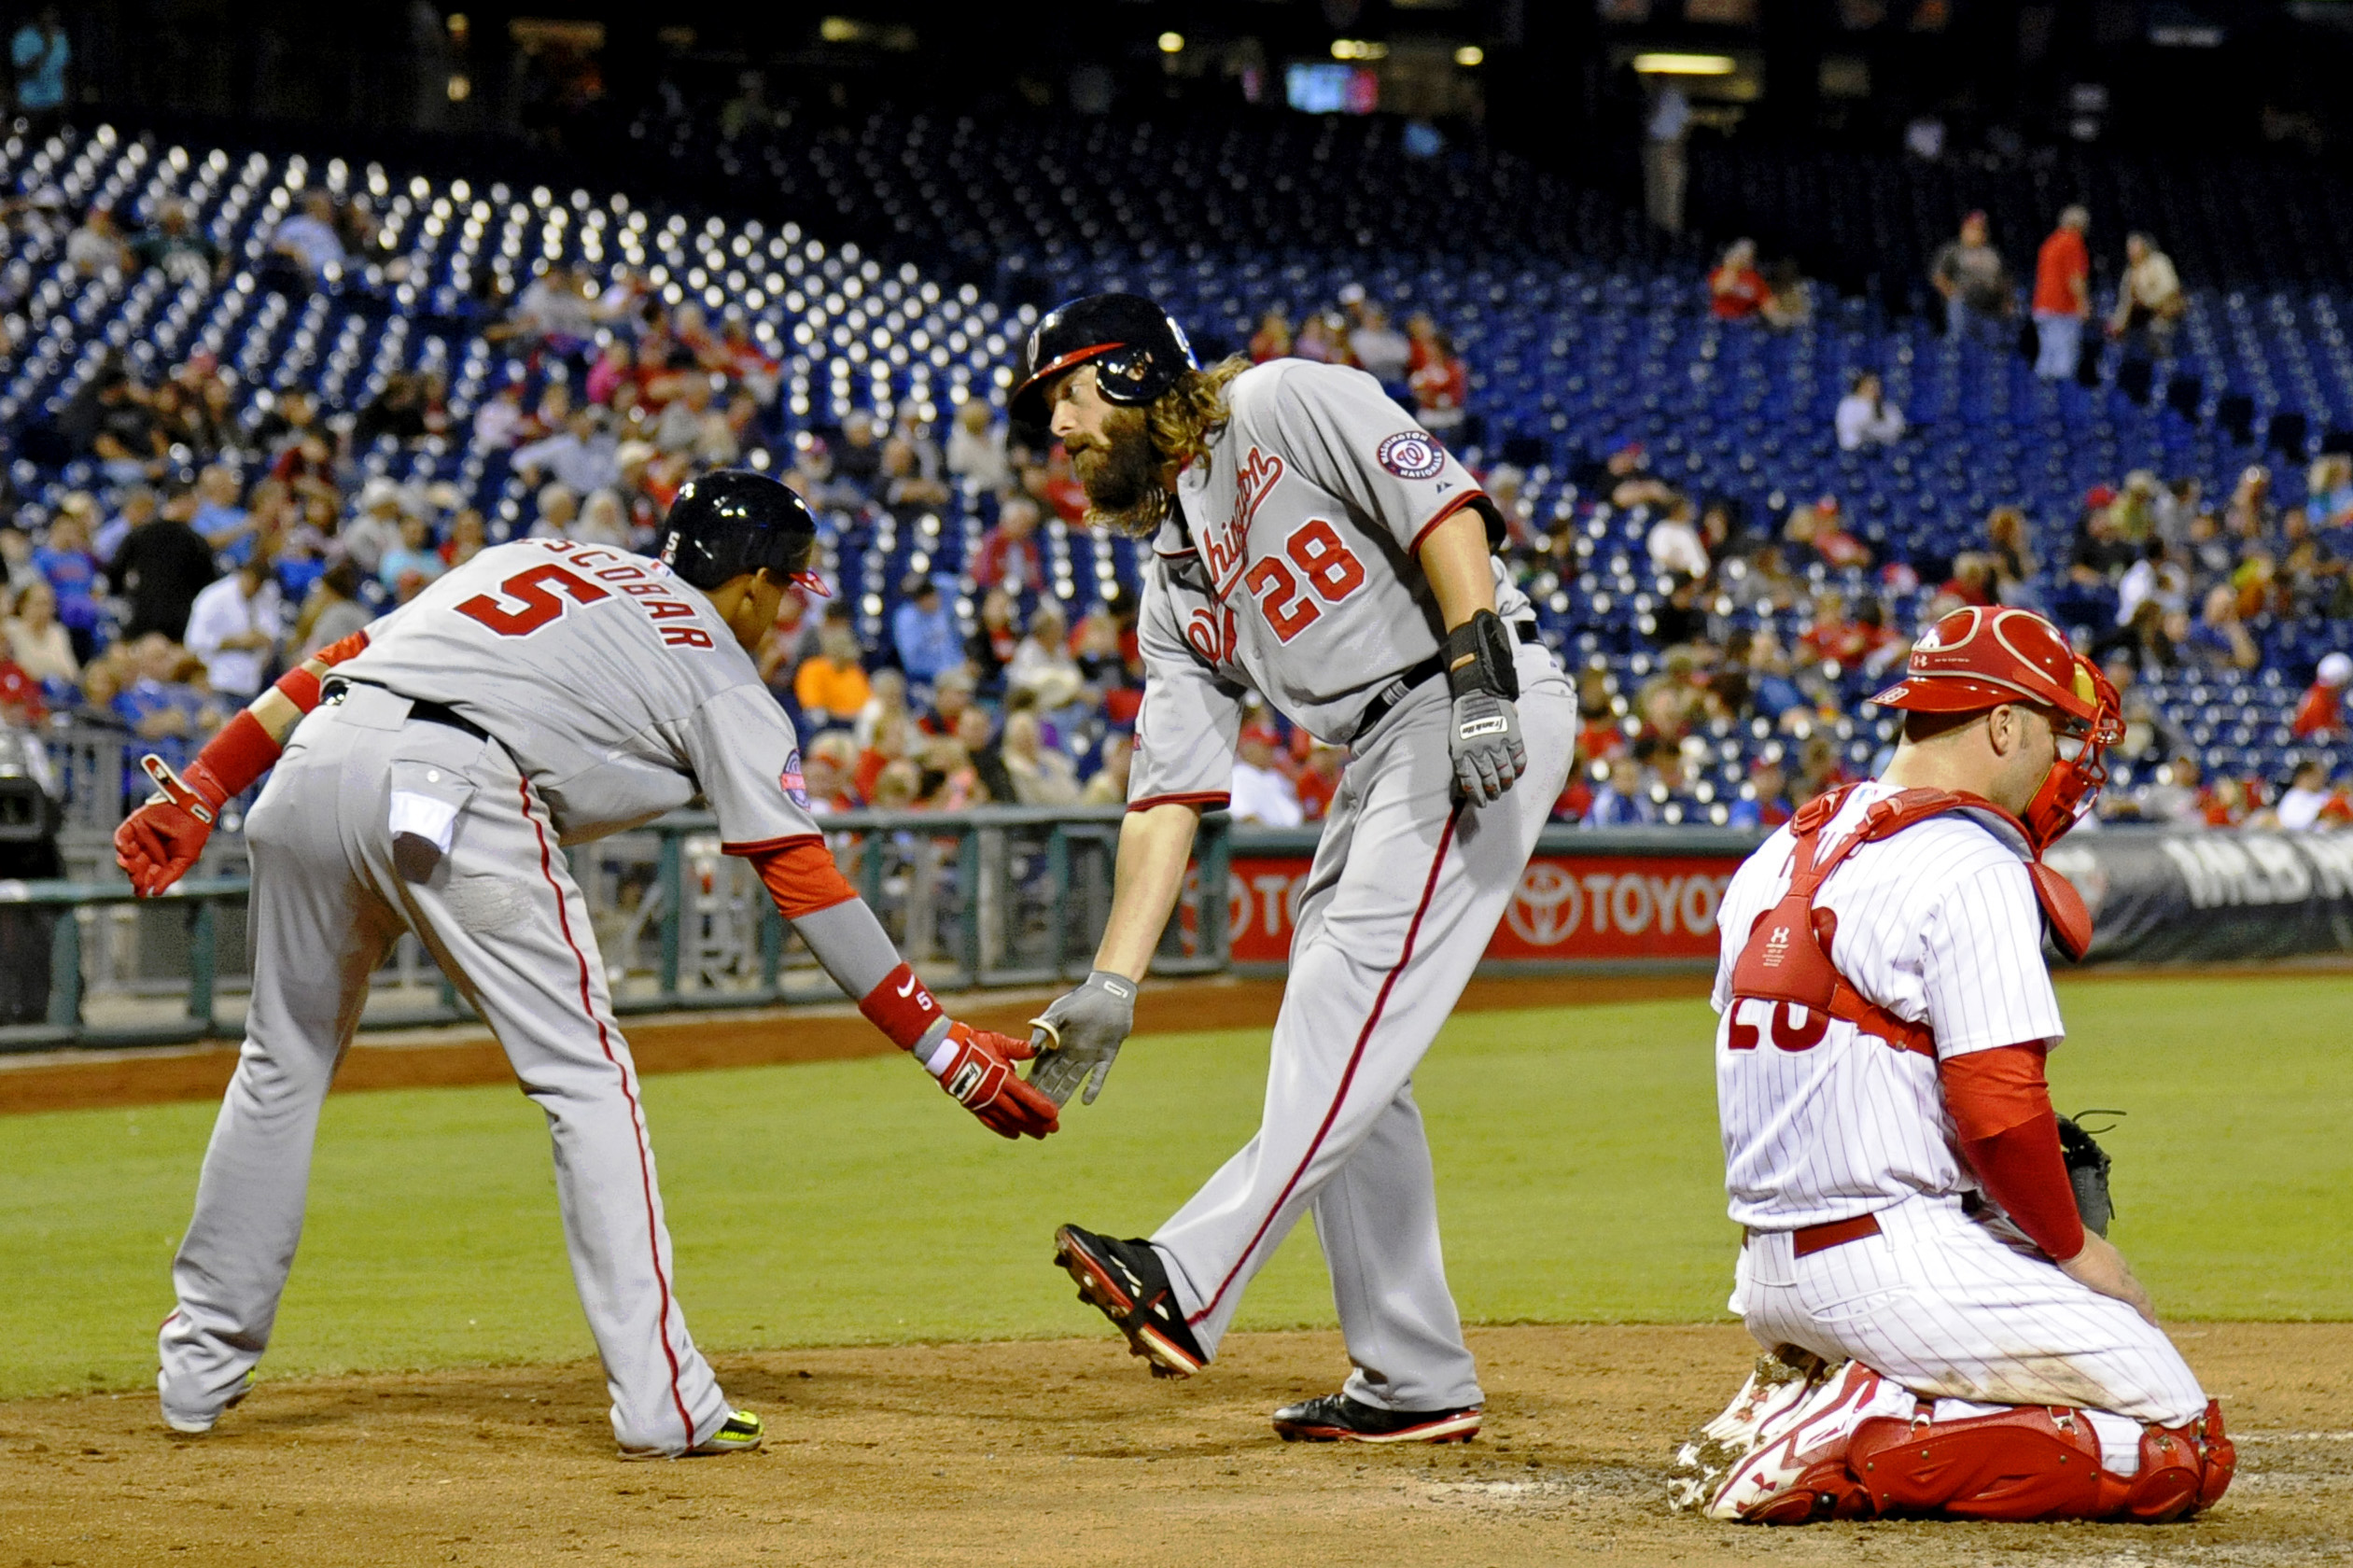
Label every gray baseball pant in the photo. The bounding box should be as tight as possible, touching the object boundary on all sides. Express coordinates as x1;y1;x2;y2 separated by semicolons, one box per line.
159;686;732;1454
1152;646;1575;1413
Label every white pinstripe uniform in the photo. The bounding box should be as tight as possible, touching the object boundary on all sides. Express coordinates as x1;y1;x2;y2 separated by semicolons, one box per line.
1710;780;2208;1463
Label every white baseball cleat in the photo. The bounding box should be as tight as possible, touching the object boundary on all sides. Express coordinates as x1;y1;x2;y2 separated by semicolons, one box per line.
1697;1359;1889;1523
1668;1346;1832;1513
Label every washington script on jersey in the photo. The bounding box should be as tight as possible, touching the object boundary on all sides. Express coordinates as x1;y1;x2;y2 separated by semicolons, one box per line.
460;538;716;649
1201;446;1285;597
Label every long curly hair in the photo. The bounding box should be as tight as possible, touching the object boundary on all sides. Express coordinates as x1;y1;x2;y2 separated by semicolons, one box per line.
1086;355;1250;538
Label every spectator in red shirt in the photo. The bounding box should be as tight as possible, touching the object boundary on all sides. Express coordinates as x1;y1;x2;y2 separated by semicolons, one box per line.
1248;309;1292;364
972;496;1044;592
2033;205;2092;381
1296;744;1347;821
1708;238;1769;321
1797;591;1894;671
1784;494;1871;570
1032;450;1090;525
2292;651;2352;739
1409;329;1470;441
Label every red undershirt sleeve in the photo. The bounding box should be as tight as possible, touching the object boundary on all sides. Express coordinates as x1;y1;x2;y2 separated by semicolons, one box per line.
744;835;858;918
1940;1043;2087;1264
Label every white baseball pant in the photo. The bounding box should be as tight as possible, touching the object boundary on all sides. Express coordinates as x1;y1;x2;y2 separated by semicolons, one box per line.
1733;1191;2209;1429
1152;646;1575;1413
159;685;732;1454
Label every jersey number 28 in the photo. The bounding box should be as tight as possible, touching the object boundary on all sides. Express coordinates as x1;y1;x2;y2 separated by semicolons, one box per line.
1244;519;1366;643
455;563;610;637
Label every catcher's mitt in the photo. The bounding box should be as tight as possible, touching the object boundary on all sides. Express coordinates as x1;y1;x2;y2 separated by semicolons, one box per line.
2056;1111;2122;1237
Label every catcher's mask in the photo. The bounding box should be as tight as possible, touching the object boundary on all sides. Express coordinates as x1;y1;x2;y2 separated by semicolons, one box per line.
1870;606;2122;852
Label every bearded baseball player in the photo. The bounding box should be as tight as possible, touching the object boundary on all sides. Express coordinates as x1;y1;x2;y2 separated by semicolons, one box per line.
1005;294;1575;1443
1669;605;2234;1523
117;471;1057;1457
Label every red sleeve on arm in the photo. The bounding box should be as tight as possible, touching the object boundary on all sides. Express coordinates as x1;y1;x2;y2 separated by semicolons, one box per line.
273;627;374;714
745;836;859;919
1940;1043;2087;1263
179;628;382;803
313;628;371;667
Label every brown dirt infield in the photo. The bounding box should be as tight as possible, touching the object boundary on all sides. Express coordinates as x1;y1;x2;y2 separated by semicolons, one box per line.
0;973;1715;1117
1;1323;2344;1566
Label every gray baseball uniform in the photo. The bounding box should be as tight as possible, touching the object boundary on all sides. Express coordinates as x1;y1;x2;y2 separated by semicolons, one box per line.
1128;361;1575;1411
161;539;842;1455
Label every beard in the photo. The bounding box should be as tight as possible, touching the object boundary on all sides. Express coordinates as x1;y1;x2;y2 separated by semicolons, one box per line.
1068;408;1169;538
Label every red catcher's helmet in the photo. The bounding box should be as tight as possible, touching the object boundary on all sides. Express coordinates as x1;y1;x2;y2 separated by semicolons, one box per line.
1870;606;2123;849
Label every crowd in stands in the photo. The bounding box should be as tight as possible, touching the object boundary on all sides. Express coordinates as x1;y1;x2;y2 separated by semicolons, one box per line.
2;118;2348;847
1522;425;2353;833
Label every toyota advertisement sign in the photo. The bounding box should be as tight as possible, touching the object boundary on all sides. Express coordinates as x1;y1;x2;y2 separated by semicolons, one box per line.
1225;826;1760;972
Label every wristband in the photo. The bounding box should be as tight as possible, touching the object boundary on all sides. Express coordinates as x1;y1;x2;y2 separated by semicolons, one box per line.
274;665;323;712
858;962;942;1051
916;1017;958;1075
191;709;285;801
1442;609;1520;701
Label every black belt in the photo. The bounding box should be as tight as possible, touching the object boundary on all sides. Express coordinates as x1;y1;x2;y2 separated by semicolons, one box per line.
1349;621;1542;745
323;677;494;744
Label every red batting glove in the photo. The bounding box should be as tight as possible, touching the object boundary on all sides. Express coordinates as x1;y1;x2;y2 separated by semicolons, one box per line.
924;1021;1060;1141
114;755;229;898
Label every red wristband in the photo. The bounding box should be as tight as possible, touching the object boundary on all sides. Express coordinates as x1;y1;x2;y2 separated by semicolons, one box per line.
191;709;285;801
273;665;323;712
859;962;942;1051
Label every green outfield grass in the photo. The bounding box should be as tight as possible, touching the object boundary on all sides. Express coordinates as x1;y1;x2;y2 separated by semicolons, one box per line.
1;973;2346;1399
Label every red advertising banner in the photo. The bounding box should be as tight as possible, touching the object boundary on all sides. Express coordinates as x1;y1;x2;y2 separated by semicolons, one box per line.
1226;851;1747;968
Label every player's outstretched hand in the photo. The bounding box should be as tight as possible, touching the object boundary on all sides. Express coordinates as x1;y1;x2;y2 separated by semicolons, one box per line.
2058;1232;2158;1325
117;753;231;898
1025;969;1138;1108
1449;690;1528;805
927;1020;1060;1140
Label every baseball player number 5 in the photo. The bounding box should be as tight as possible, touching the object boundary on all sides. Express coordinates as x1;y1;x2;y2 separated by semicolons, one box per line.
455;561;611;637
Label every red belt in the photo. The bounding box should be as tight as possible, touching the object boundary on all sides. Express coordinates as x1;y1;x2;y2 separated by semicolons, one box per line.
1793;1212;1883;1256
1746;1211;1884;1256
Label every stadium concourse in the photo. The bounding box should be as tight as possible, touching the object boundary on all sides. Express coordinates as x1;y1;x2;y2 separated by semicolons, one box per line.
6;118;2353;840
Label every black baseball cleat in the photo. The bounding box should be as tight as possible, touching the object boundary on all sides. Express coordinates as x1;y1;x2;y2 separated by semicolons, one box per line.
1053;1224;1208;1379
1271;1393;1483;1444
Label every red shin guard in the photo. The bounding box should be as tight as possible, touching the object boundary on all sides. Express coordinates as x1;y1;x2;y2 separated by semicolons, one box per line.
2110;1400;2234;1522
1850;1404;2105;1519
1846;1398;2234;1523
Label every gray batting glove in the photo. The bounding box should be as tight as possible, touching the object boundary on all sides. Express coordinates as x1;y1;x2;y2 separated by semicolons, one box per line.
1449;690;1527;805
1025;969;1137;1108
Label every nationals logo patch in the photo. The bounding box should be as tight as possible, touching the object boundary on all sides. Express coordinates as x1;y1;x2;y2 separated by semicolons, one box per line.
780;749;808;809
1377;430;1446;481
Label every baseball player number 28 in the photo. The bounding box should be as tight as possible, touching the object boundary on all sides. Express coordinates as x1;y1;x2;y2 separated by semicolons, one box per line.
1244;518;1367;641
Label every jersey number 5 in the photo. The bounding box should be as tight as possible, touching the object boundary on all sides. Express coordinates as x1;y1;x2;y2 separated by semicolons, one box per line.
455;563;610;637
1243;519;1367;643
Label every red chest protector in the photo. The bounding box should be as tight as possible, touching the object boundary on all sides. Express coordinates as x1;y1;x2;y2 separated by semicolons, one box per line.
1727;785;2094;1058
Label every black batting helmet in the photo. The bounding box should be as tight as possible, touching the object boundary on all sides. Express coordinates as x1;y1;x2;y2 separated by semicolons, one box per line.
654;469;826;594
1009;292;1198;442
